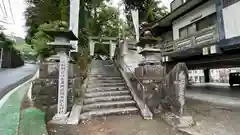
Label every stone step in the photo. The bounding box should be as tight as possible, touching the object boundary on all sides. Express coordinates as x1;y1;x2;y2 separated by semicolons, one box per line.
83;100;136;111
83;95;133;104
86;86;126;92
89;73;120;75
80;107;139;120
86;87;127;93
88;80;125;84
89;76;122;80
87;83;125;88
85;90;130;98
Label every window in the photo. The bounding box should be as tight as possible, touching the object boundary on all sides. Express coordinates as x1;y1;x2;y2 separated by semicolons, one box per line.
196;13;216;31
179;24;196;38
223;0;240;7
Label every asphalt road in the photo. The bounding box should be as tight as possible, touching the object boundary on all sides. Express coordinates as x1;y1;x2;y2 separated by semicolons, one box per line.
187;83;240;98
0;64;38;100
186;83;240;108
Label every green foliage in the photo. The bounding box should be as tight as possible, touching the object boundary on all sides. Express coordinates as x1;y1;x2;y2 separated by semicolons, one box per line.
80;0;130;55
25;0;129;57
123;0;168;22
31;21;68;59
60;0;70;22
24;0;68;44
0;33;14;50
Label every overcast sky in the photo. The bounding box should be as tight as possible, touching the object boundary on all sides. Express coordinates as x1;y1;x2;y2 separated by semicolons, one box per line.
0;0;171;38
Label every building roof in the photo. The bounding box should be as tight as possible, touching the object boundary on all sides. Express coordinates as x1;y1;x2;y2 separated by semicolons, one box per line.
152;0;209;28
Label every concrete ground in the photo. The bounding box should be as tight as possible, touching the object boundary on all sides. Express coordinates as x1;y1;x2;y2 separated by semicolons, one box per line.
48;114;185;135
47;83;240;135
182;83;240;135
48;100;240;135
186;99;240;135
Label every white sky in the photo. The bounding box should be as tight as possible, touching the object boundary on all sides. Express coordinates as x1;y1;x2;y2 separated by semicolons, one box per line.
0;0;26;38
0;0;171;39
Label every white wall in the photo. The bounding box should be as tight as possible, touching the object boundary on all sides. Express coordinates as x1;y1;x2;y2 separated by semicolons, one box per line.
172;1;216;40
223;1;240;39
123;50;143;72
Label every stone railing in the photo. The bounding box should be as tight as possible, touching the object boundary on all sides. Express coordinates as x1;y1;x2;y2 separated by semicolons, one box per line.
161;25;219;54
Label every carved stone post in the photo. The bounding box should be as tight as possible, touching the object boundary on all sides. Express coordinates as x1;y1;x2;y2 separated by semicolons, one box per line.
109;40;116;60
45;30;77;123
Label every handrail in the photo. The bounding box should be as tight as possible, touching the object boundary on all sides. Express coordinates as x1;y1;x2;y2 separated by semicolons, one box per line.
121;60;146;94
114;45;146;99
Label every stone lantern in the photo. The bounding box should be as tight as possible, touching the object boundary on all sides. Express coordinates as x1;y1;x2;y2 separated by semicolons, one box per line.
45;30;77;123
135;30;164;78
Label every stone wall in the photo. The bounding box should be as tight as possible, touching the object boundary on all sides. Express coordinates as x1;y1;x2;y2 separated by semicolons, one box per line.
32;62;85;122
132;63;188;116
1;48;24;68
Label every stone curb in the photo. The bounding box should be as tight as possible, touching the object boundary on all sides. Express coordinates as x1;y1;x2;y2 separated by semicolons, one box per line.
17;69;48;135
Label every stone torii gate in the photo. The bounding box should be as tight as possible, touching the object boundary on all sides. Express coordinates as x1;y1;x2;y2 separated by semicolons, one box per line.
89;36;117;59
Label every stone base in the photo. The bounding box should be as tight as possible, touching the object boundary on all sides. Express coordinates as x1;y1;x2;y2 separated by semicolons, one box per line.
161;112;199;135
49;112;70;125
162;112;194;128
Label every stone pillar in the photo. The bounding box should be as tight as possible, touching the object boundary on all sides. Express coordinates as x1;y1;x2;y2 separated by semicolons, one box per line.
45;30;77;123
109;40;116;60
204;68;210;83
89;40;95;57
119;40;128;70
68;62;74;78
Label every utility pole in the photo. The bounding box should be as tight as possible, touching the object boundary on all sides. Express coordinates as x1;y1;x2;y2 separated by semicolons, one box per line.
118;2;121;43
0;41;3;69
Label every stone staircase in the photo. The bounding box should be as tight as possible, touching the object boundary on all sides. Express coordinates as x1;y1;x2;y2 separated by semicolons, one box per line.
80;60;139;120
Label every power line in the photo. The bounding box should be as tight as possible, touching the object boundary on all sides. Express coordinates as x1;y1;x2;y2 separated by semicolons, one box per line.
0;19;11;24
0;3;6;17
7;0;15;24
1;0;8;17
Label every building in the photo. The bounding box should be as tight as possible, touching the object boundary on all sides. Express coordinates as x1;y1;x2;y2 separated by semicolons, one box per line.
145;0;240;82
189;68;230;83
188;70;204;83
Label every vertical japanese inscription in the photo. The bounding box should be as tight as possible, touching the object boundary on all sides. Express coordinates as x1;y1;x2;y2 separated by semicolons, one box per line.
57;52;68;114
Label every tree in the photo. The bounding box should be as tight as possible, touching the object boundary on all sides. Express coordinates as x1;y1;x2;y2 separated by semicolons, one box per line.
78;0;128;55
123;0;168;23
25;0;127;57
30;21;68;59
0;33;14;49
24;0;68;44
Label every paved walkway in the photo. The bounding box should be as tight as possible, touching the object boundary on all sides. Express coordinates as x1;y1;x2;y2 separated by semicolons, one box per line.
0;66;48;135
0;79;32;134
0;64;38;99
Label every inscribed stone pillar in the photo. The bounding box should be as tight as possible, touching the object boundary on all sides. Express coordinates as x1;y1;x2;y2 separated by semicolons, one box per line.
45;30;77;123
89;40;95;57
109;40;116;59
